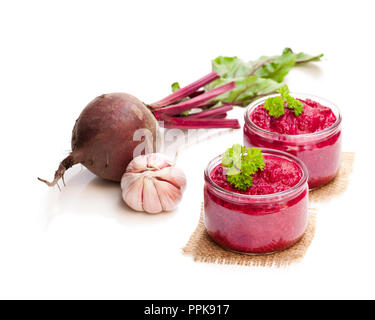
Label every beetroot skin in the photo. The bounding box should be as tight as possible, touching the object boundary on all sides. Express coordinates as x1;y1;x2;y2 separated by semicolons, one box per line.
39;93;158;185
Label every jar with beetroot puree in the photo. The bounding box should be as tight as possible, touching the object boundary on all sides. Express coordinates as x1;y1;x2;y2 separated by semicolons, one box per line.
204;148;309;254
244;94;342;189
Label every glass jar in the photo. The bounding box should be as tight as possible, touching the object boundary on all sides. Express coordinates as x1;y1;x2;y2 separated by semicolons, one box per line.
204;149;309;255
244;94;342;189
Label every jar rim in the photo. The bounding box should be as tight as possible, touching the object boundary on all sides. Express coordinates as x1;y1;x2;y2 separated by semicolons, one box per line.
244;92;342;139
204;148;309;202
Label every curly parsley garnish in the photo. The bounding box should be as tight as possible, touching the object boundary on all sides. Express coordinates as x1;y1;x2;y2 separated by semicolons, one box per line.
263;85;303;117
222;144;265;191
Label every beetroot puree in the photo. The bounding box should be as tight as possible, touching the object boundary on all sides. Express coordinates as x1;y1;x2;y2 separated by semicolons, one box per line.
250;99;337;135
211;155;302;196
244;96;342;188
204;153;308;254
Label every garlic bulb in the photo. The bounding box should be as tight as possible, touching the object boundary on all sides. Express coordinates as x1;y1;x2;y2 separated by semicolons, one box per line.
121;153;186;214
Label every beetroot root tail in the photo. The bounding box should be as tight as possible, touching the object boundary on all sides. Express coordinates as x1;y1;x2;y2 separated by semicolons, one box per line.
38;154;77;187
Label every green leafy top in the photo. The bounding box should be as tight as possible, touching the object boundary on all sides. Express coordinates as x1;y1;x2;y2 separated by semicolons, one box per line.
204;48;323;107
171;82;180;92
263;85;303;117
222;144;265;191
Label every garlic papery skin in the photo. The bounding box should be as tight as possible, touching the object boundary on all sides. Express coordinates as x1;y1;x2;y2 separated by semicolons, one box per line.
121;154;186;214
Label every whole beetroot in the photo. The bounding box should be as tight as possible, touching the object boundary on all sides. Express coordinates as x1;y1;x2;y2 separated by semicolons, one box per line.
39;93;158;185
39;72;239;187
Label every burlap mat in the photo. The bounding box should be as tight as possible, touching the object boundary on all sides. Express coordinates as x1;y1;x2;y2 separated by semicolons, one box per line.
309;152;355;202
183;206;317;268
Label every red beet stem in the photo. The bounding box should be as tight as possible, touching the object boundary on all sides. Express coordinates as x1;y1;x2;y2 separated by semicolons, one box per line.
209;113;227;119
150;71;219;108
153;82;235;118
188;112;227;119
188;90;205;99
161;116;240;129
186;105;233;119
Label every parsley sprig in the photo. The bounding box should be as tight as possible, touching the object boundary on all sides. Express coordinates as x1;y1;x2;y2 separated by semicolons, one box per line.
222;144;265;191
263;85;303;117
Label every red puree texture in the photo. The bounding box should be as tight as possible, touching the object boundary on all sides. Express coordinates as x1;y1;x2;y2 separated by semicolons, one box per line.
204;155;308;254
250;99;336;135
244;98;341;188
210;155;302;196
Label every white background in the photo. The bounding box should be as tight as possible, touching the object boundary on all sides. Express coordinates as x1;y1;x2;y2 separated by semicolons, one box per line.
0;0;374;299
